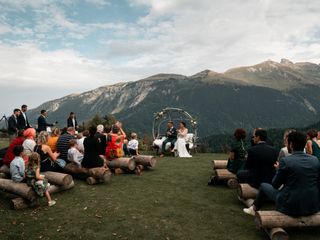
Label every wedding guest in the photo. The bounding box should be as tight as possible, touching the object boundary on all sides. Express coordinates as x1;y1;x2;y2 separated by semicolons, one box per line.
3;130;25;166
67;112;78;130
10;145;25;183
95;124;107;155
47;127;61;152
76;130;89;153
244;131;320;216
227;128;247;174
306;129;320;161
37;110;55;133
82;126;104;168
278;129;295;161
128;133;139;156
67;139;83;167
160;121;177;157
17;104;31;129
22;128;37;157
8;108;21;141
105;124;126;160
56;127;76;163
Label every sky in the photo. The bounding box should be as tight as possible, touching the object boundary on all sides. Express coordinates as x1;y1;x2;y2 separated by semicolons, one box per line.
1;0;320;115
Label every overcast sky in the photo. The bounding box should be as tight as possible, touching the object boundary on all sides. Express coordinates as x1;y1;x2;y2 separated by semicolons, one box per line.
1;0;320;115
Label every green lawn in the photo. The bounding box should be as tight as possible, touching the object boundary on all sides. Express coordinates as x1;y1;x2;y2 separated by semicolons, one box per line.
1;153;320;240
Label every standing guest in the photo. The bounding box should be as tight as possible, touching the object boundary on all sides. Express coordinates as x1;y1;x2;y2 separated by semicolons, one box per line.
244;131;320;216
37;110;56;133
159;121;177;158
227;128;247;174
34;131;61;172
95;124;107;155
56;127;76;163
10;145;25;182
47;127;61;152
278;129;295;161
123;138;130;157
77;130;89;153
22;128;37;157
67;112;78;130
17;104;31;130
306;129;320;161
105;124;126;160
67;139;83;167
3;130;25;166
237;129;278;188
128;133;139;156
82;126;104;168
8;108;21;141
25;152;56;207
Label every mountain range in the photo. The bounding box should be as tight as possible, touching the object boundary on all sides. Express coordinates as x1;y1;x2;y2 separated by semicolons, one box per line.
26;59;320;137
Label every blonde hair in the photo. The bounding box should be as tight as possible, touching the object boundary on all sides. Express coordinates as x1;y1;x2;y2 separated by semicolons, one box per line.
51;127;61;137
37;131;49;145
28;152;40;167
131;132;137;139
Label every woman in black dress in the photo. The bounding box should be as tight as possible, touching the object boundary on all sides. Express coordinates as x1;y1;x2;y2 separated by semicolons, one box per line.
82;126;104;168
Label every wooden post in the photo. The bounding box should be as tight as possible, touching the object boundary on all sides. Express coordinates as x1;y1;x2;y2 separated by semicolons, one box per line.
212;160;228;169
107;158;136;171
44;172;73;186
238;184;258;199
133;155;156;168
0;179;37;201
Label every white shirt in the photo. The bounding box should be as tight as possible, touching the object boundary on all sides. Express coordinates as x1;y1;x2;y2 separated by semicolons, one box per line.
128;139;139;150
23;139;36;156
68;147;83;167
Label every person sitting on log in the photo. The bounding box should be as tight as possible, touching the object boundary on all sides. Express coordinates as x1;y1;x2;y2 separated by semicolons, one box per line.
3;129;25;166
25;152;56;207
82;126;105;168
67;139;83;167
56;127;76;164
243;131;320;216
22;128;36;158
105;123;126;160
10;145;25;183
128;132;139;156
227;128;247;174
237;129;278;189
47;127;61;153
76;130;89;153
159;121;177;158
306;129;320;161
34;131;63;172
278;129;295;161
95;124;107;156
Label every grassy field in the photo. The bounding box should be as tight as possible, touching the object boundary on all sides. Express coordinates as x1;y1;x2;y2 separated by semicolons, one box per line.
1;153;320;240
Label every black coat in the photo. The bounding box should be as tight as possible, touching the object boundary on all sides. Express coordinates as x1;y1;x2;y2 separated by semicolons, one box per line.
17;112;30;129
37;115;53;132
246;142;278;188
67;117;78;128
166;127;177;140
7;115;19;135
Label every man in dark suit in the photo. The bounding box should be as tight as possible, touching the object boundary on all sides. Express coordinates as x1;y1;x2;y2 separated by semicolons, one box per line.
37;110;55;132
17;104;31;129
67;112;78;130
8;108;21;141
244;131;320;216
160;121;177;157
237;129;278;188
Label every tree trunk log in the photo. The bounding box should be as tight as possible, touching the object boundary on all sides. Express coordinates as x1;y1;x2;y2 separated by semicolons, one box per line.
214;169;236;180
64;163;89;175
0;172;9;179
212;160;228;170
107;158;136;171
238;183;258;199
44;171;73;186
256;210;320;228
48;180;75;194
227;178;239;189
0;179;37;201
11;197;40;210
264;227;289;240
238;197;254;207
0;165;10;174
133;155;156;168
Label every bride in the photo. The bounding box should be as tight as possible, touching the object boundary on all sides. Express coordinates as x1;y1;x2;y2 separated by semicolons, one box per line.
174;122;192;158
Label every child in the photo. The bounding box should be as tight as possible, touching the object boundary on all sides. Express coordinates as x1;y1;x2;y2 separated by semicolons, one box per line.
10;145;25;182
25;152;56;207
128;133;139;156
67;139;83;167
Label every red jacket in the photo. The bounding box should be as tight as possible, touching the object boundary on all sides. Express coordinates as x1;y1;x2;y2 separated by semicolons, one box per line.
3;137;25;166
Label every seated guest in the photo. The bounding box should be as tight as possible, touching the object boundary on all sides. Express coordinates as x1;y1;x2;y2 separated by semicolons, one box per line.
76;130;89;153
160;121;177;158
22;128;37;157
34;131;62;172
306;129;320;161
10;145;25;182
47;127;61;152
250;128;274;147
56;127;76;163
237;129;278;188
128;132;139;156
95;124;107;155
244;131;320;216
67;139;83;167
278;129;295;161
3;130;25;166
227;128;247;174
105;124;126;160
82;126;104;168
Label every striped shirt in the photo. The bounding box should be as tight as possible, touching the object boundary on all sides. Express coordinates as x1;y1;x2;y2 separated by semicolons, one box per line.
56;133;76;162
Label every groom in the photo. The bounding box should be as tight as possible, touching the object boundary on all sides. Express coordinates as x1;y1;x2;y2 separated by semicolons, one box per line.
160;121;177;157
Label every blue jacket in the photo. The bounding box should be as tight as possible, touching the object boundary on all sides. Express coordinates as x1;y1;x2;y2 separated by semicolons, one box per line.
273;151;320;216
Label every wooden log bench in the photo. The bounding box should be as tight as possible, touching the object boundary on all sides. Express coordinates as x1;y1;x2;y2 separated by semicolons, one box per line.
211;160;228;170
238;183;258;199
132;155;157;168
212;169;238;188
255;210;320;240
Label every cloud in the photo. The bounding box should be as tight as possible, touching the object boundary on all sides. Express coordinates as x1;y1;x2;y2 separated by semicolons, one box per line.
85;0;110;7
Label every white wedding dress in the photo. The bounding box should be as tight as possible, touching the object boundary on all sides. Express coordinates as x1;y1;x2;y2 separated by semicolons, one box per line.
174;128;192;158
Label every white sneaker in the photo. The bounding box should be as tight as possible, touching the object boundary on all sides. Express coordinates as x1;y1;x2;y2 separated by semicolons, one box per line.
243;206;255;216
48;200;56;207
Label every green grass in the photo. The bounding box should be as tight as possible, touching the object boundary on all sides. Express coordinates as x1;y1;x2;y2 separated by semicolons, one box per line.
0;138;9;149
1;153;320;239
